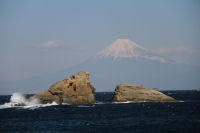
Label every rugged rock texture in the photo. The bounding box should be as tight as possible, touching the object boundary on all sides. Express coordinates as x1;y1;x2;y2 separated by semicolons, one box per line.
113;83;177;102
31;71;96;104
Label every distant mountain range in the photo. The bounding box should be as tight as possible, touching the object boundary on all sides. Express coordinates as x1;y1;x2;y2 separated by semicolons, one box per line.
1;39;199;94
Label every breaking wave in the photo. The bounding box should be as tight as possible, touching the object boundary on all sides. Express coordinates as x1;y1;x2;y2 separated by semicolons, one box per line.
0;92;58;110
10;93;40;106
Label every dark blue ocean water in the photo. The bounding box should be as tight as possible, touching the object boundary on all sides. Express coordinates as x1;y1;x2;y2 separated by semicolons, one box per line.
0;91;200;133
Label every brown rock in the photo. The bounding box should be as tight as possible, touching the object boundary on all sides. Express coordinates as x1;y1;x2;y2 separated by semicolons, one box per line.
113;83;177;102
31;71;96;104
32;91;60;104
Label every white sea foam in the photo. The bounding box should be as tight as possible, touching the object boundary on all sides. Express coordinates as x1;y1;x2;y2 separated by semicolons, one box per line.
62;103;71;105
0;92;58;110
22;101;58;110
112;101;134;104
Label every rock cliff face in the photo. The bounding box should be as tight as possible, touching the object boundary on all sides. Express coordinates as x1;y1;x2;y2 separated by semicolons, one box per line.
113;83;177;102
31;71;96;104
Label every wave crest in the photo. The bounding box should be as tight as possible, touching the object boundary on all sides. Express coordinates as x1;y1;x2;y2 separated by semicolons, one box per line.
10;93;40;106
0;92;58;109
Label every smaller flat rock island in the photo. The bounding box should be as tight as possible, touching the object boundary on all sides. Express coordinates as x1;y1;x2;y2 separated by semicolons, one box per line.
31;71;96;104
113;83;177;102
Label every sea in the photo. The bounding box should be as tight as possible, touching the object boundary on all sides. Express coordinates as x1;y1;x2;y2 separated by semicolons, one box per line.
0;90;200;133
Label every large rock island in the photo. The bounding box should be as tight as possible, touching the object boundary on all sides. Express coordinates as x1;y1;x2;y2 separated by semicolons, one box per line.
113;83;177;102
31;71;96;104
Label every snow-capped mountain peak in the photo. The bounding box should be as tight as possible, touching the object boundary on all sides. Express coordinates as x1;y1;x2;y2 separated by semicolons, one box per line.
96;38;169;63
96;39;147;59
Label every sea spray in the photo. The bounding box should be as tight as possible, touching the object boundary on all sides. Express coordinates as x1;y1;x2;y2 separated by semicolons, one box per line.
10;92;40;106
0;93;58;109
10;93;26;103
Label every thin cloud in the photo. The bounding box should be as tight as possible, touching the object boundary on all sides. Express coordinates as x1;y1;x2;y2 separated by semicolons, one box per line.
149;45;200;65
142;55;168;63
151;46;199;55
31;40;85;52
39;40;65;49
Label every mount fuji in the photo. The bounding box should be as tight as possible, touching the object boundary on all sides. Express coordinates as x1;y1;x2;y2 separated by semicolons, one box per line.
1;39;199;94
96;38;169;63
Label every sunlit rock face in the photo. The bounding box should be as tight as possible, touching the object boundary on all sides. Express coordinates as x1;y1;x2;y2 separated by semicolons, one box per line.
113;83;177;102
32;71;96;104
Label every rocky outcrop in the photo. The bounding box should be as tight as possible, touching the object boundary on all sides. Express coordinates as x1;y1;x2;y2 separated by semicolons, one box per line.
31;71;96;104
113;83;177;102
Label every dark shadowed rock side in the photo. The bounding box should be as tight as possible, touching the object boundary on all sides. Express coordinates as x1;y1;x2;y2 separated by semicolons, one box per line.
113;83;177;102
31;71;96;104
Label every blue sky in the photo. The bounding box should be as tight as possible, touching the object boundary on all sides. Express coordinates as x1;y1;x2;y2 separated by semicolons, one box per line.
0;0;200;93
